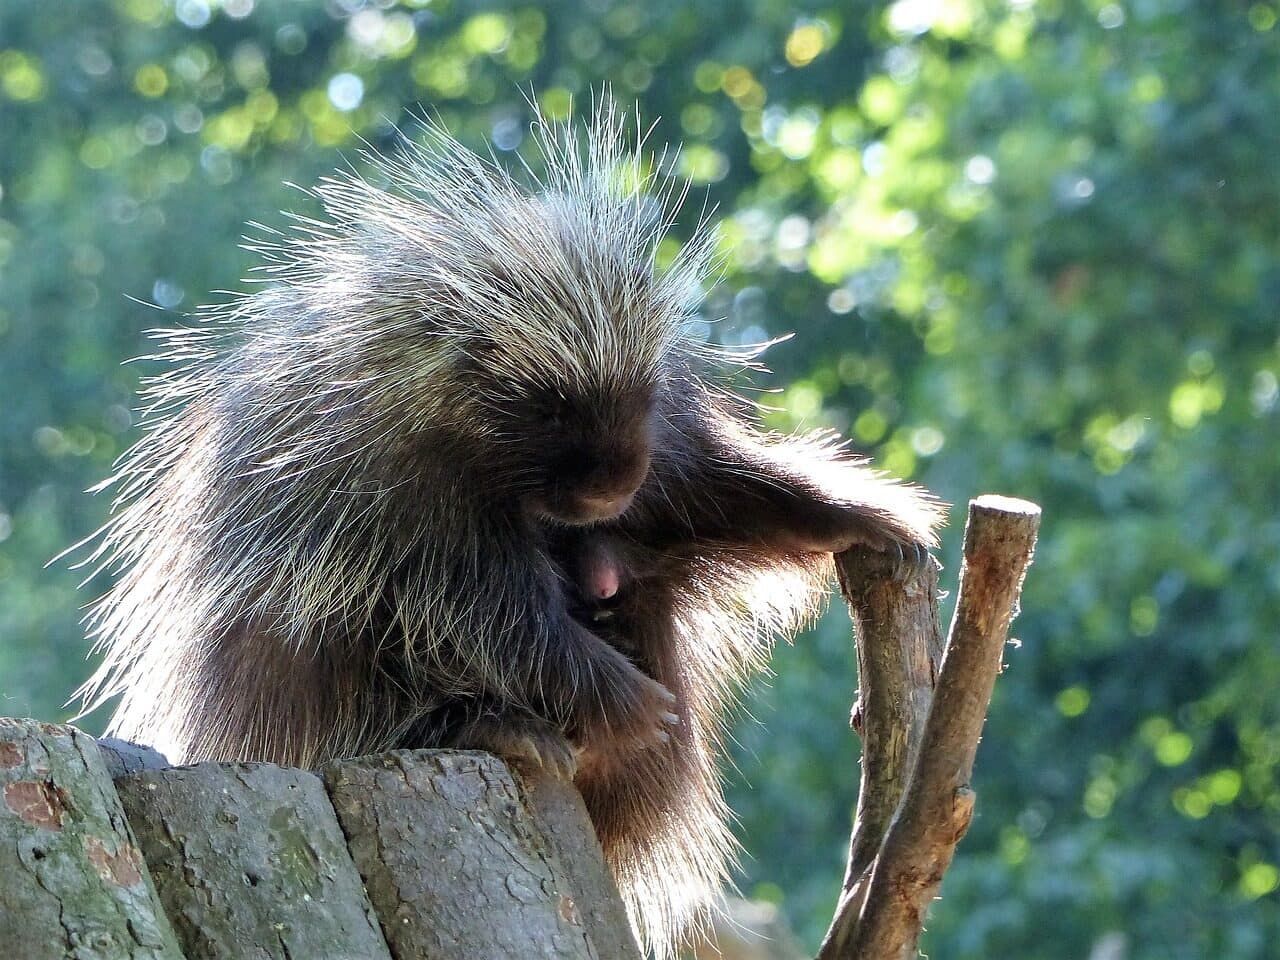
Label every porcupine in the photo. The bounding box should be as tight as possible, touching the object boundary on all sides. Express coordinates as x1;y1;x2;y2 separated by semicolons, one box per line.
74;104;945;956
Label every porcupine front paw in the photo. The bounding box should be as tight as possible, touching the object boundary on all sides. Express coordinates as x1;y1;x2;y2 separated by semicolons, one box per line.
867;536;939;582
842;530;938;583
454;712;579;781
581;659;680;758
789;503;939;582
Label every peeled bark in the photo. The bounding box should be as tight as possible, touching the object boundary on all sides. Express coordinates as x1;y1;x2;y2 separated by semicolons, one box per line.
116;761;391;960
0;719;183;960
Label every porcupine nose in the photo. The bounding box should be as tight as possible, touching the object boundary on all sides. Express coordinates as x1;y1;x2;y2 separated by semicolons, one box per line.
578;492;633;521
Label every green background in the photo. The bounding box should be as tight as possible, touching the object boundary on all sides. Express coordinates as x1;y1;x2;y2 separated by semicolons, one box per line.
1;0;1277;956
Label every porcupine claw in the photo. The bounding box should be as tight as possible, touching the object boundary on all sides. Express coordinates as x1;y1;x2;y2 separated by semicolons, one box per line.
635;676;681;749
458;715;579;781
889;539;939;583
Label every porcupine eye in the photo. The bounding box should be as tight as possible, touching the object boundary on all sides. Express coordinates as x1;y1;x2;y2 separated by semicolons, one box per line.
544;391;573;427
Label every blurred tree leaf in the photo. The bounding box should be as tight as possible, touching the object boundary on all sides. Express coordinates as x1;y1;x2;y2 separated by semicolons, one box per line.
1;1;1277;956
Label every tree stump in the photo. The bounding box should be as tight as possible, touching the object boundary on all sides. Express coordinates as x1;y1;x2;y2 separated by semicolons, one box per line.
322;749;632;960
0;719;183;960
116;762;391;960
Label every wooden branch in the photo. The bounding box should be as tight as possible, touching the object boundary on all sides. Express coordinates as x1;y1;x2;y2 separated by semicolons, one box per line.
818;495;1040;960
116;761;391;960
854;496;1039;958
817;547;945;960
0;719;183;959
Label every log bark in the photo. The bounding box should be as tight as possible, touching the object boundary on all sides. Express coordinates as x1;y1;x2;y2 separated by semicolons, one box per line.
116;762;391;960
816;548;945;960
322;749;608;960
0;718;183;960
849;495;1040;959
514;767;642;960
96;738;170;780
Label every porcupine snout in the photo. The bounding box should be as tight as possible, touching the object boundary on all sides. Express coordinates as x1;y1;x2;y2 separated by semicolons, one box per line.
553;418;652;521
525;380;655;524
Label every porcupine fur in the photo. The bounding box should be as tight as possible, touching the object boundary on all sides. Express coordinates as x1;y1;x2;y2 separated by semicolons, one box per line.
73;102;945;956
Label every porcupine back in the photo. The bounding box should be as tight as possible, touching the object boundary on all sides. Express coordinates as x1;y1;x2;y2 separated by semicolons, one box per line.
71;104;828;956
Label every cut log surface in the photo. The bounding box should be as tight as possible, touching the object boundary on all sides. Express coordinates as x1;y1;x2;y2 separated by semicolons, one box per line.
0;718;183;960
324;750;602;960
116;762;391;960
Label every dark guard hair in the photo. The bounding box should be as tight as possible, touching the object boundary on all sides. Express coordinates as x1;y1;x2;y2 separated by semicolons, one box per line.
72;103;945;957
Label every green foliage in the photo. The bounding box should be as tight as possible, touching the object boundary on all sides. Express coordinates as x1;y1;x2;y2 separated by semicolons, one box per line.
1;1;1277;955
